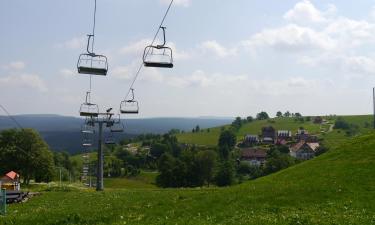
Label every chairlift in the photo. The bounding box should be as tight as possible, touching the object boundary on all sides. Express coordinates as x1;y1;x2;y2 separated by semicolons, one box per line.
82;133;93;147
79;92;99;117
143;27;173;68
81;123;95;134
110;115;124;133
82;143;92;147
105;133;116;145
77;35;108;76
120;88;139;114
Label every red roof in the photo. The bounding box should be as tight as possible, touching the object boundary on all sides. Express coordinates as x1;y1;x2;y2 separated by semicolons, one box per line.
290;141;320;152
290;141;306;152
5;171;19;180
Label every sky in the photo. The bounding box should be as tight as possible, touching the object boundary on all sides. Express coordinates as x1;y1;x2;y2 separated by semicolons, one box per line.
1;0;375;118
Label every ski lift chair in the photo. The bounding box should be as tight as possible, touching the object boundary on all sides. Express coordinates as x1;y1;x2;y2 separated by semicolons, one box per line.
77;35;108;76
143;27;173;68
81;123;95;134
110;115;124;133
79;92;99;117
82;139;93;147
105;133;116;145
82;131;93;147
120;89;139;114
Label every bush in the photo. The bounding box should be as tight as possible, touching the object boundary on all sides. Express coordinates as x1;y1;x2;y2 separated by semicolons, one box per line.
215;161;234;187
315;146;328;156
256;111;270;120
237;162;262;179
334;117;350;130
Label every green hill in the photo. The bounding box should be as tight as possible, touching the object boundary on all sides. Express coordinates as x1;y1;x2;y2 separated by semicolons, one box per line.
177;115;374;147
3;132;375;224
177;117;323;146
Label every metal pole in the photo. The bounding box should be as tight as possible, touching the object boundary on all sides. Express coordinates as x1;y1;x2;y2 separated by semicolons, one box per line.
96;122;104;191
59;167;62;187
89;155;92;187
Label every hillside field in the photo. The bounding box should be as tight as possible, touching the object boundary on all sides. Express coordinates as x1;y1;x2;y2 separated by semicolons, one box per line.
177;115;374;147
2;129;375;224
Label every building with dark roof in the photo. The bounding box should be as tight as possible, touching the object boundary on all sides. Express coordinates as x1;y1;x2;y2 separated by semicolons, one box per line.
241;148;267;166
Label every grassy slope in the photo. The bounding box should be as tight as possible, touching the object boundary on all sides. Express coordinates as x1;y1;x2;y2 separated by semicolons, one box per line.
177;117;322;146
322;115;373;148
104;172;158;189
3;132;375;225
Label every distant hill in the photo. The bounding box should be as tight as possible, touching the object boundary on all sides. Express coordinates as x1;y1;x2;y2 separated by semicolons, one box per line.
0;114;232;154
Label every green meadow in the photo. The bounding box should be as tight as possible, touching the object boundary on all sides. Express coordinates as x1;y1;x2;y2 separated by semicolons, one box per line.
2;123;375;224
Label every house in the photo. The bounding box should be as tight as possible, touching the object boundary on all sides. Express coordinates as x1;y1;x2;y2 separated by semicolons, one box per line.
277;130;292;139
261;126;276;144
240;148;267;166
290;141;320;160
243;134;259;146
295;129;319;142
0;171;20;191
276;130;292;144
296;129;309;141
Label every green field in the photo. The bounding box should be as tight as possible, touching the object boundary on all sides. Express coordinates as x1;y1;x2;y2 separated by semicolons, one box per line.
2;130;375;224
322;115;374;148
177;115;375;147
104;172;158;189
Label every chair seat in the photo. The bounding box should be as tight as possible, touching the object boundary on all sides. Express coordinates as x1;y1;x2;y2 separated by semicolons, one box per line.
111;129;124;133
120;110;139;114
78;66;107;76
80;112;99;117
144;62;173;68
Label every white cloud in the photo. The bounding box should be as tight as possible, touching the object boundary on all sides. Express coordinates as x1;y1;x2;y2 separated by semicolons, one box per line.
120;39;151;56
242;1;375;79
60;69;75;78
299;54;375;76
57;36;86;49
120;39;190;60
326;4;338;17
112;65;134;80
324;18;375;47
343;56;375;75
140;69;248;88
0;74;48;92
160;0;191;7
9;61;25;70
167;42;191;60
284;0;327;24
2;61;26;70
243;24;336;52
200;40;237;58
287;77;310;87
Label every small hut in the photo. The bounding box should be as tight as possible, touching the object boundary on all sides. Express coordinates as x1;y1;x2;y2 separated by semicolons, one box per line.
0;171;20;191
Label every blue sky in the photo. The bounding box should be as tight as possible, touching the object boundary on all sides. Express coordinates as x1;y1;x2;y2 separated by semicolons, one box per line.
1;0;375;118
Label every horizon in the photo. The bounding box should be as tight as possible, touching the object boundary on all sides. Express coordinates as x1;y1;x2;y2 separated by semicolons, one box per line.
0;113;373;120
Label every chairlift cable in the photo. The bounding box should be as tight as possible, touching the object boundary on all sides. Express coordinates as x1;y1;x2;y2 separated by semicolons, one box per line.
89;0;97;93
92;0;97;53
122;0;174;100
0;104;23;130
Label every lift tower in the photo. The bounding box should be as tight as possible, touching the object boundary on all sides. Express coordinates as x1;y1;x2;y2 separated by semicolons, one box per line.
84;111;114;191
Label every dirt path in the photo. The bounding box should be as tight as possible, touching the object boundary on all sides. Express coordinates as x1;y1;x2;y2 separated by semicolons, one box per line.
328;124;334;132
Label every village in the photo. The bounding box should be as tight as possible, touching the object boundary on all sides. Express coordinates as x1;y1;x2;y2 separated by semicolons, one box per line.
239;126;321;167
